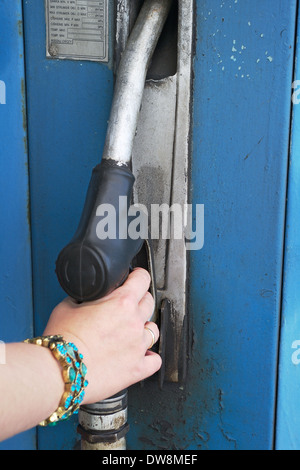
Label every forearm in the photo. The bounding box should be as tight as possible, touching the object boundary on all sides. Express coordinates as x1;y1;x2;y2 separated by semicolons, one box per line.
0;269;161;443
0;342;64;442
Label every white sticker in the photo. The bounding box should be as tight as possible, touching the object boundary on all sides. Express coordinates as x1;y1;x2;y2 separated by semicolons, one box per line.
45;0;109;62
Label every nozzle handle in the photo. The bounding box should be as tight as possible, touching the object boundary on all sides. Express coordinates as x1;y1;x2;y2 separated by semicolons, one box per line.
55;160;143;302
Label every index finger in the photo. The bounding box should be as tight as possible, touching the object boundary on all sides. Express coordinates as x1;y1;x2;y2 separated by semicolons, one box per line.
118;268;151;303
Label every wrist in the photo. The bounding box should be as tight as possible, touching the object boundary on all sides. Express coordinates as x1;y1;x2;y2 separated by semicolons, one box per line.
54;333;92;405
25;335;89;425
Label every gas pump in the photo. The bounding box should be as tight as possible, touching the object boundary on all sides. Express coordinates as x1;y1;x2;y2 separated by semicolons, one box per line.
52;0;194;450
2;0;299;451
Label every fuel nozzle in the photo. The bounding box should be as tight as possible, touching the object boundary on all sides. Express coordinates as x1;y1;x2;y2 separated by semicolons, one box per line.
55;160;143;302
55;0;173;303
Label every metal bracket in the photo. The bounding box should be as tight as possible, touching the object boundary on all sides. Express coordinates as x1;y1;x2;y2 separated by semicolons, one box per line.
130;0;194;385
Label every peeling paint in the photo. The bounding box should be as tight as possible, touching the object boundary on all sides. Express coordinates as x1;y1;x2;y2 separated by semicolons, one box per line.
20;78;27;133
17;19;23;37
218;390;238;449
20;79;30;231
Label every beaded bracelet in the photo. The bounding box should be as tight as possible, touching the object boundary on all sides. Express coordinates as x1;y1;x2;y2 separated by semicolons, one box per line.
24;335;88;427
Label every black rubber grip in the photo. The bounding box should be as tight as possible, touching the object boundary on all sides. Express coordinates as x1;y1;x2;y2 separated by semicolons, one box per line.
55;160;144;302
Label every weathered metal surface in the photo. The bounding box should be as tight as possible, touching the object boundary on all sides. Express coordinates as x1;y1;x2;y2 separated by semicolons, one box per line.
131;0;194;384
78;391;129;450
81;437;126;450
132;77;177;291
80;408;127;432
114;0;143;72
45;0;109;62
103;0;173;165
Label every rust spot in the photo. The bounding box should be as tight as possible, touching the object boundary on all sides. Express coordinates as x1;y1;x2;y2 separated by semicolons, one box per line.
17;20;23;37
20;80;31;230
26;187;32;233
113;415;126;430
23;136;28;154
20;78;27;133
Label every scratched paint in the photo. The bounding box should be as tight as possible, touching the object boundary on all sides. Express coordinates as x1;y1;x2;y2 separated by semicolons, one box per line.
201;0;277;81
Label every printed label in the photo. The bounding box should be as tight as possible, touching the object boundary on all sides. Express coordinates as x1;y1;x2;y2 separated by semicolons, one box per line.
46;0;108;62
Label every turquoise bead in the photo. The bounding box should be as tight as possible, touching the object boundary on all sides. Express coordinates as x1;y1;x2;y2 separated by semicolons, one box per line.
68;367;76;382
66;345;76;359
81;363;87;377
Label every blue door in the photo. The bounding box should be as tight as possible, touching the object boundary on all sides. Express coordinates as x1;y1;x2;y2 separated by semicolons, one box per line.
1;0;300;450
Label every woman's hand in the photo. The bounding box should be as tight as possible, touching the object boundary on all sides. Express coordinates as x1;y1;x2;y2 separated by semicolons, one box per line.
43;268;162;404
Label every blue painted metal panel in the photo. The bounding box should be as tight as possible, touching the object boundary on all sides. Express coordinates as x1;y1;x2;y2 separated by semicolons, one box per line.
276;5;300;451
187;0;296;450
127;0;297;451
0;0;35;450
22;0;114;450
15;0;297;451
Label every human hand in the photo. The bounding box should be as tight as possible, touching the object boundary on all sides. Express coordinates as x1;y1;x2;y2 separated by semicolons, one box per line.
43;268;162;404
